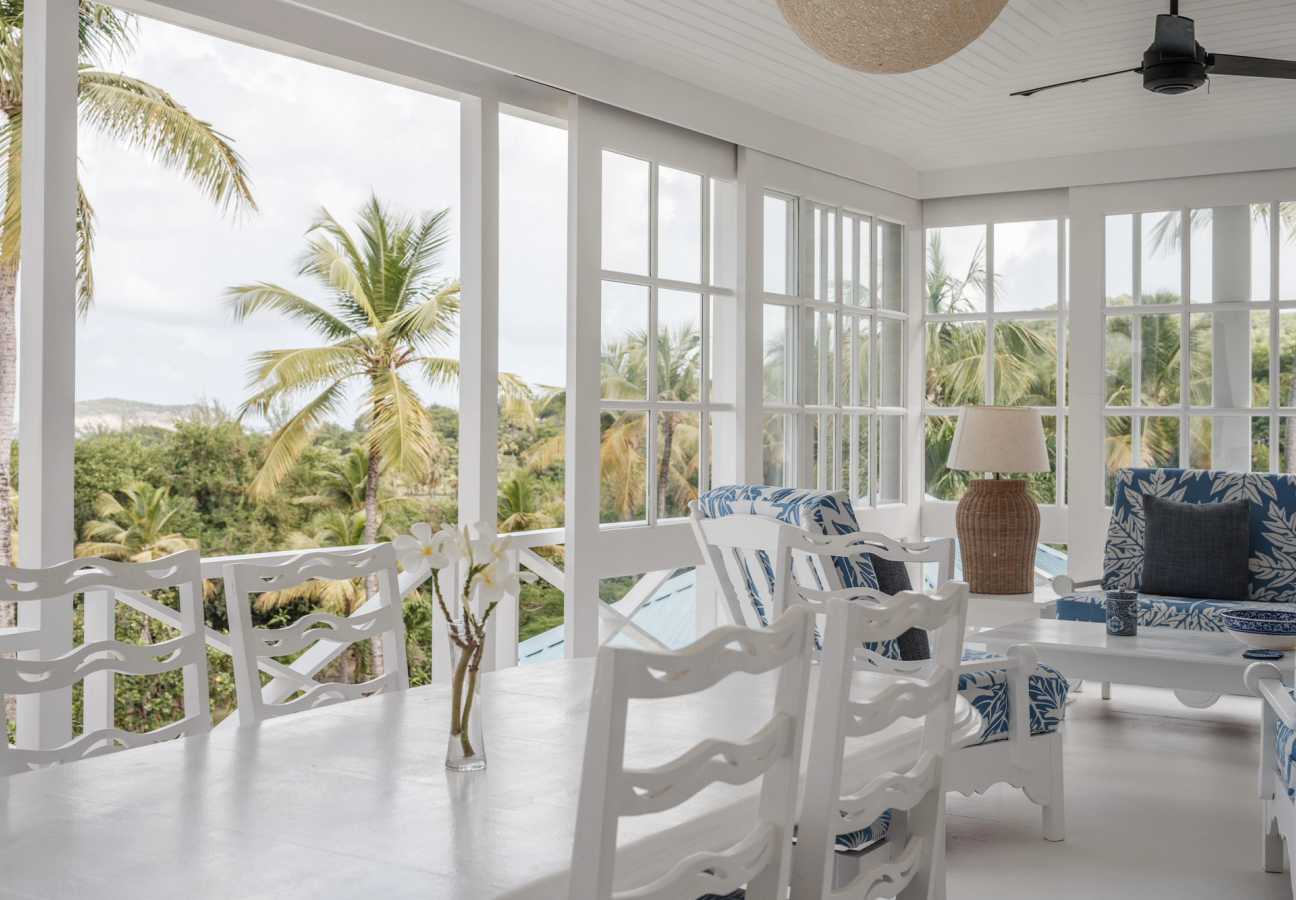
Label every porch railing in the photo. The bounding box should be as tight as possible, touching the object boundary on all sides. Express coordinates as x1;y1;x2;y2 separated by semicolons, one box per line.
1;525;685;735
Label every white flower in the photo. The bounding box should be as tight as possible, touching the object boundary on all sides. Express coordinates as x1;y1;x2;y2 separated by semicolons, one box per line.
392;522;460;573
471;557;538;605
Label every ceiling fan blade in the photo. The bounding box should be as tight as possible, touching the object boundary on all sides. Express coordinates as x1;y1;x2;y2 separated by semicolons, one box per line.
1010;67;1141;97
1208;53;1296;79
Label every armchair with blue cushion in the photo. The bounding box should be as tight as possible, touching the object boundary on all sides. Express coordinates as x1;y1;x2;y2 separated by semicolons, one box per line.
1244;661;1296;894
1053;467;1296;703
689;484;1068;843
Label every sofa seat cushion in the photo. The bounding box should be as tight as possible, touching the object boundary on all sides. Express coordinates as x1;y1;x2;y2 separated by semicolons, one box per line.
1056;590;1296;632
958;649;1069;745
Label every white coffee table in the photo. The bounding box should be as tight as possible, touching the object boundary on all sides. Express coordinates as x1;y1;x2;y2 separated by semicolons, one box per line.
977;618;1295;703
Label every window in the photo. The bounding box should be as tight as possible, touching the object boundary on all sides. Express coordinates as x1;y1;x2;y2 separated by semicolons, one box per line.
924;219;1067;506
1103;203;1296;503
762;193;906;504
599;151;736;525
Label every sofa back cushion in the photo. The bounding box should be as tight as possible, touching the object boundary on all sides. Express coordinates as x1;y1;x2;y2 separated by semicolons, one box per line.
1104;467;1296;601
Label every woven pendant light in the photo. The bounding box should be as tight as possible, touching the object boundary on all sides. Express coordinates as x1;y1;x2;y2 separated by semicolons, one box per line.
777;0;1009;74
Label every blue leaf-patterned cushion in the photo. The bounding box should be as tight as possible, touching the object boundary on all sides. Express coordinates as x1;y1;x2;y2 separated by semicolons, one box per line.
958;649;1068;745
791;809;893;852
1055;590;1296;631
697;486;896;658
696;892;745;900
1103;467;1296;602
1276;696;1296;797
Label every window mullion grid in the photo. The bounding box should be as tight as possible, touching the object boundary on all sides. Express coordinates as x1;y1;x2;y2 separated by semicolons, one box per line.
834;208;843;491
1179;297;1190;468
646;162;659;527
699;177;711;492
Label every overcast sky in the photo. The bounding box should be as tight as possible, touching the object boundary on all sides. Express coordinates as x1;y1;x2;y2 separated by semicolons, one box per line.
73;14;567;427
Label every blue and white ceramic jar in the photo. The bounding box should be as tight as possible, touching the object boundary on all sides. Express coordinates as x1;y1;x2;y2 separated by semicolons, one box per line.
1106;590;1139;636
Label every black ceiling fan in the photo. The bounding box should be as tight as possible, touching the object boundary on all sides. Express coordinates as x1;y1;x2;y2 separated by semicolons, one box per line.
1011;0;1296;97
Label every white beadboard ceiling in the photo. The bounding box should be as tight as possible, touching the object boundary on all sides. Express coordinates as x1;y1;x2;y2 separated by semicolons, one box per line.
453;0;1296;173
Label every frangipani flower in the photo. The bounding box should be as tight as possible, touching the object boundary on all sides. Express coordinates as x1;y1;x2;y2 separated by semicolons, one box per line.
472;557;537;606
393;522;460;573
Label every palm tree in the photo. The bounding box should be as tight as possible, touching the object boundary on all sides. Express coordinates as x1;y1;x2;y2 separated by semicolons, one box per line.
0;5;255;639
497;469;555;533
228;196;532;672
296;445;418;515
75;481;198;561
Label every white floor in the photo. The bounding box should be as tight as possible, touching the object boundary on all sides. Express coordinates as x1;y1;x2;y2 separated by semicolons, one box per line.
945;682;1292;899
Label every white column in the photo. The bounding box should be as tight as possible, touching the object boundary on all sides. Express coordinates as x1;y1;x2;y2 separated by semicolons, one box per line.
1210;205;1252;472
1067;188;1107;580
15;0;78;751
735;148;765;483
564;95;601;658
457;92;501;671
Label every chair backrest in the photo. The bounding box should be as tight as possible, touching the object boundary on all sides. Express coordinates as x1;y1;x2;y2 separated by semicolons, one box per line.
0;551;210;776
224;543;408;723
569;605;817;900
791;580;969;900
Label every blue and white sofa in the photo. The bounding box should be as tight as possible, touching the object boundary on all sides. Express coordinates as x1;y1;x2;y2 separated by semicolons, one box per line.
690;485;1068;844
1054;467;1296;630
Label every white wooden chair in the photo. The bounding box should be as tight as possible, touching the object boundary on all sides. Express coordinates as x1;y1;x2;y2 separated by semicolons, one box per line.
569;605;817;900
691;501;1066;842
791;584;968;900
0;551;210;776
1245;661;1296;892
224;544;408;723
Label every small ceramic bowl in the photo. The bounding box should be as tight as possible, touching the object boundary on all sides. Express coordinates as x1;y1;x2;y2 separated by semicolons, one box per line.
1222;608;1296;651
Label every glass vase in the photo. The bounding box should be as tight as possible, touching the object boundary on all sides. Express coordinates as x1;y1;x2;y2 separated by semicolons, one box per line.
445;620;487;771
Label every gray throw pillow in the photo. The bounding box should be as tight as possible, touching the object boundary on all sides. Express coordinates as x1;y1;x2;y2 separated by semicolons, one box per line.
868;553;931;661
1140;493;1251;602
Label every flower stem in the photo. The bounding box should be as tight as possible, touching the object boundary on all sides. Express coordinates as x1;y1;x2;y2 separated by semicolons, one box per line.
459;666;478;757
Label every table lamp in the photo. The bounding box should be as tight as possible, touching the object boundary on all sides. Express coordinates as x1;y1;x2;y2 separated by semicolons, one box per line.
946;405;1050;594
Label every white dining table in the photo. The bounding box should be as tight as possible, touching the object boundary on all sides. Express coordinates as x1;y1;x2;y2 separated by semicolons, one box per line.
0;658;980;899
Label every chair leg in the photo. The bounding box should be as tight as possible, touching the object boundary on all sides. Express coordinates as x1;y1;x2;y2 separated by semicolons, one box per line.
1041;734;1065;842
1101;681;1111;700
1071;680;1084;693
1264;806;1284;874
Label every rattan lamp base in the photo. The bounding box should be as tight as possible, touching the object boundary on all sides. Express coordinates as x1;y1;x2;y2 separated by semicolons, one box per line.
954;478;1040;595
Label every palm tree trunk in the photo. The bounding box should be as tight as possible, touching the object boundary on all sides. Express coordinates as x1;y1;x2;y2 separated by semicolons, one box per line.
0;260;15;731
364;441;384;678
657;414;675;520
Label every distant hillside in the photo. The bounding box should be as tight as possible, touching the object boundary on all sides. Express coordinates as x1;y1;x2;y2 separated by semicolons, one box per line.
75;398;201;433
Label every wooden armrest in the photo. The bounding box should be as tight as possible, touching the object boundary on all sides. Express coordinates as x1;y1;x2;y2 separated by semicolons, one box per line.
1246;663;1296;729
959;643;1038;676
1051;574;1102;594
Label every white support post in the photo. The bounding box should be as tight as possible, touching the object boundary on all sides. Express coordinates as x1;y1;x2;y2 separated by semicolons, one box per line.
81;590;114;736
15;0;78;752
1067;188;1106;579
736;147;765;484
459;91;502;671
564;95;602;658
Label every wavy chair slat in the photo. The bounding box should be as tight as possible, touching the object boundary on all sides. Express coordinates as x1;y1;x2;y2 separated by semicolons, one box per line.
0;550;211;777
0;550;203;601
570;606;815;900
833;834;923;900
614;613;811;700
787;582;965;643
0;715;206;776
225;542;408;724
613;821;777;900
844;671;953;738
249;605;397;658
266;671;404;718
0;634;203;695
620;715;793;816
836;752;939;828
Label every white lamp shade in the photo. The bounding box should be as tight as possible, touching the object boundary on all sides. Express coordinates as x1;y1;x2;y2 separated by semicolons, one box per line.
946;405;1050;474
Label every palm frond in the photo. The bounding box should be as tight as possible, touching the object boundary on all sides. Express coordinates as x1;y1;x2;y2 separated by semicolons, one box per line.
248;381;351;501
77;69;256;219
367;369;435;481
224;283;355;340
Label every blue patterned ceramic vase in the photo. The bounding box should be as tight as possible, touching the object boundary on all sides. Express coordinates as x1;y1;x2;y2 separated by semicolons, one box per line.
1106;590;1139;636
